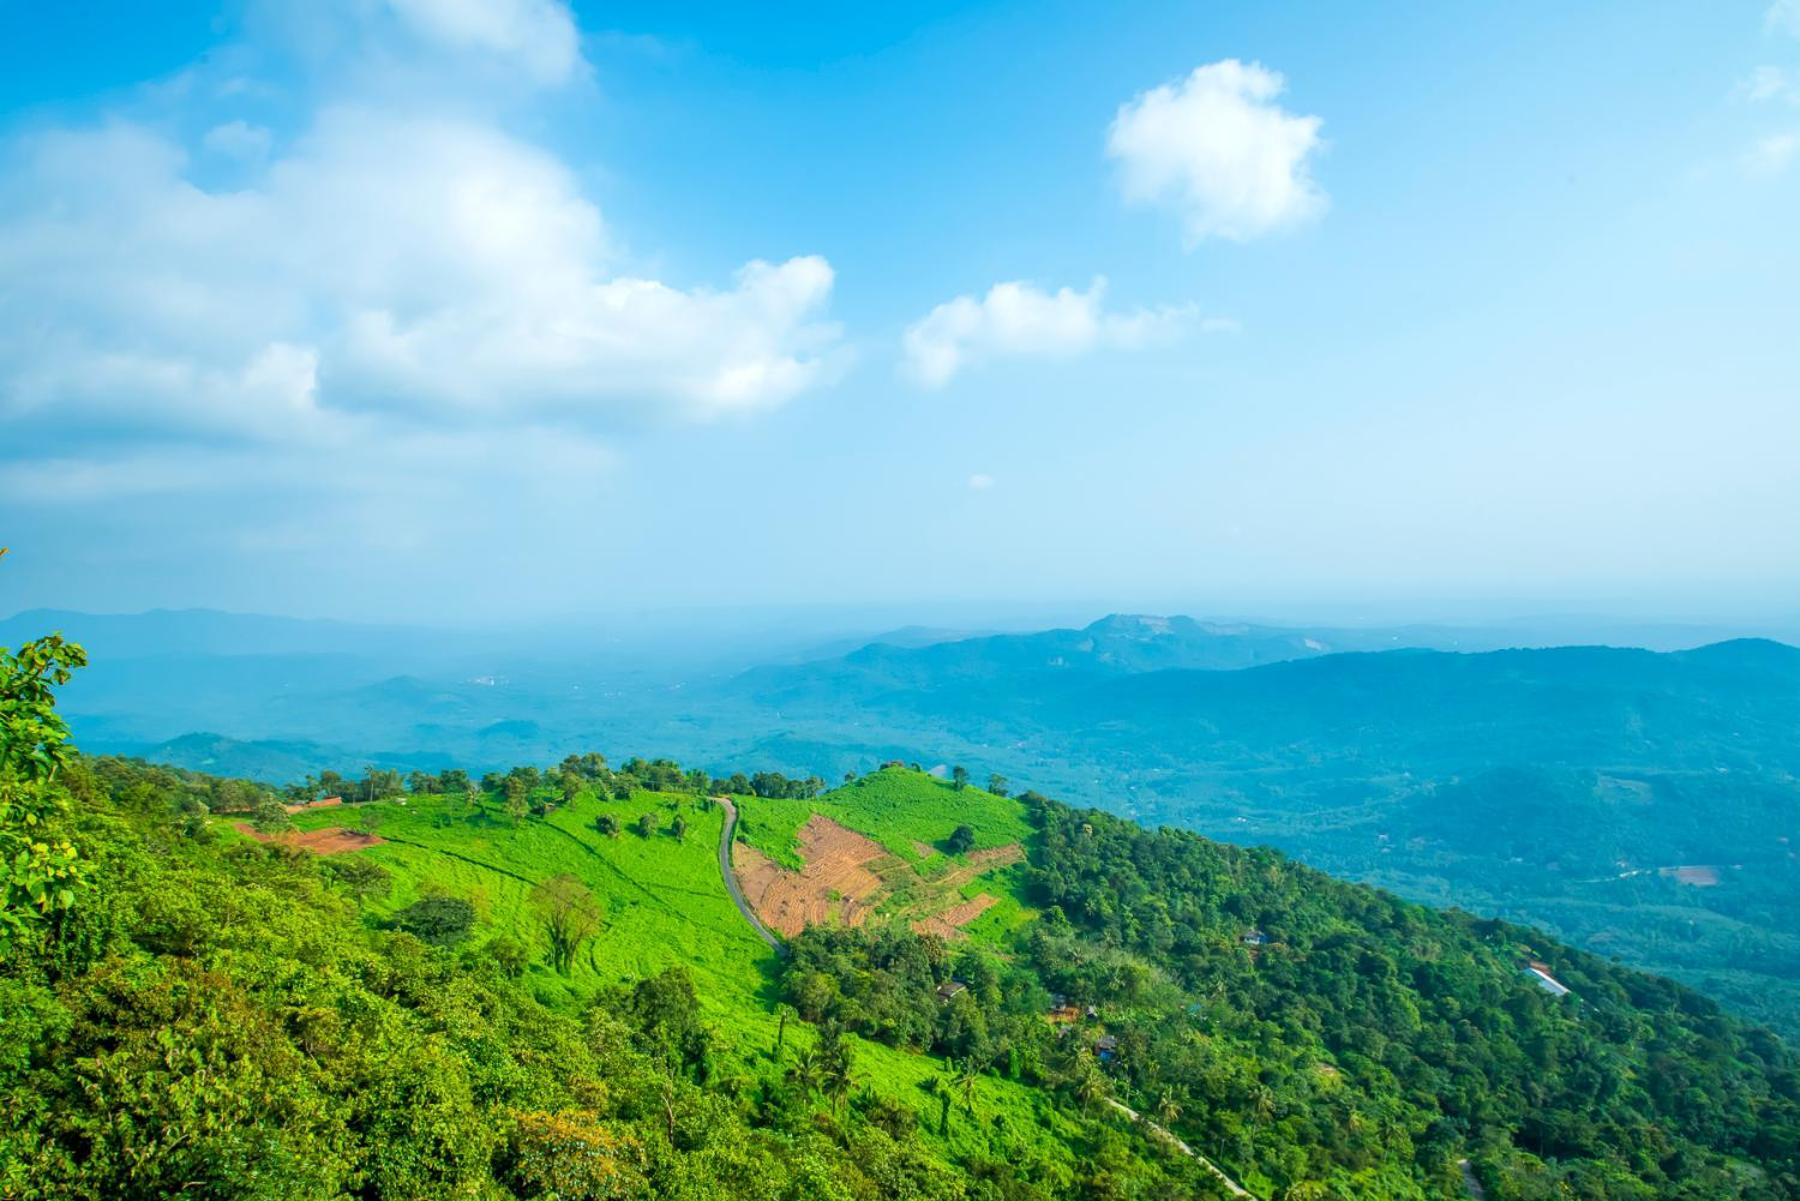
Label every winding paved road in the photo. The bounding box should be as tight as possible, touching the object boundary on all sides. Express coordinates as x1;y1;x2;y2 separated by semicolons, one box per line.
714;796;784;953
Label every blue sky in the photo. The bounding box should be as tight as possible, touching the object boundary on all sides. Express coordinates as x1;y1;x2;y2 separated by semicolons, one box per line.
1;0;1796;626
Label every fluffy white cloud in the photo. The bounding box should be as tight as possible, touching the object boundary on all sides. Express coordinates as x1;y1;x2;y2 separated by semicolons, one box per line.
902;279;1201;388
1107;59;1325;245
385;0;583;85
0;109;843;442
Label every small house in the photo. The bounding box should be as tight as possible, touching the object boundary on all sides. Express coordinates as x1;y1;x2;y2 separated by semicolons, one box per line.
935;980;967;1003
1242;929;1270;948
1095;1035;1119;1063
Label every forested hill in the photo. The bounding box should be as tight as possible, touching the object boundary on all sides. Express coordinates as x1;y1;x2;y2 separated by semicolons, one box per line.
4;631;1800;1198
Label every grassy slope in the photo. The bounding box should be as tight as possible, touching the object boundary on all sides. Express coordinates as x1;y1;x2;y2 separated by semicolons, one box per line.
282;776;1083;1166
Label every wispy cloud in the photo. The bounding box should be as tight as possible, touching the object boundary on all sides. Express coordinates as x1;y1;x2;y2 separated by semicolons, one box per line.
1768;0;1800;37
386;0;585;85
901;279;1207;388
1746;131;1800;176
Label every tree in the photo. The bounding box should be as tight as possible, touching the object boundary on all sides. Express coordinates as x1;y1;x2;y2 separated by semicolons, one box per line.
774;1003;796;1061
951;765;969;791
1155;1086;1183;1128
621;967;708;1074
323;856;391;904
1074;1054;1108;1112
0;633;87;785
952;1056;981;1115
504;777;529;827
393;896;475;947
817;1023;855;1111
558;772;581;807
531;874;602;975
0;632;91;947
359;768;403;803
635;812;658;839
595;813;621;839
670;814;688;843
945;824;976;855
986;773;1008;798
786;1046;823;1100
252;794;294;834
484;933;530;979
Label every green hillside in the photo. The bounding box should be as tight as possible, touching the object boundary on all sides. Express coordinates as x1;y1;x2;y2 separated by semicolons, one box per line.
5;632;1800;1199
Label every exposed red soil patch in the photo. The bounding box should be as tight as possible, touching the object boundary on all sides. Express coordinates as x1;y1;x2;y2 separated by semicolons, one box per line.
732;816;892;937
237;823;384;854
912;893;999;940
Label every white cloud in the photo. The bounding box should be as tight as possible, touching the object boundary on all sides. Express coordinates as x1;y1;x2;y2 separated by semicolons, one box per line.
202;119;273;160
385;0;583;85
1768;0;1800;36
1746;131;1800;176
1107;59;1325;245
0;109;844;442
967;473;995;491
902;278;1203;388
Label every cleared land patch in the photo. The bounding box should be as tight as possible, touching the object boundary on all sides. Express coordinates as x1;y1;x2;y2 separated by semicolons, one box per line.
913;892;999;939
237;823;383;854
734;815;894;936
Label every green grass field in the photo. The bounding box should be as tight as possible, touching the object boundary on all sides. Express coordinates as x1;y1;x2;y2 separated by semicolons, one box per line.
275;772;1077;1166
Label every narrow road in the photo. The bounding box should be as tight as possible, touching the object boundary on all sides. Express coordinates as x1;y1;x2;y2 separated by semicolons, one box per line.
714;796;784;953
1105;1098;1253;1198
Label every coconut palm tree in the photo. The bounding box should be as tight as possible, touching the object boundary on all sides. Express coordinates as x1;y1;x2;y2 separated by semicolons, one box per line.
786;1046;823;1100
1155;1086;1183;1128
